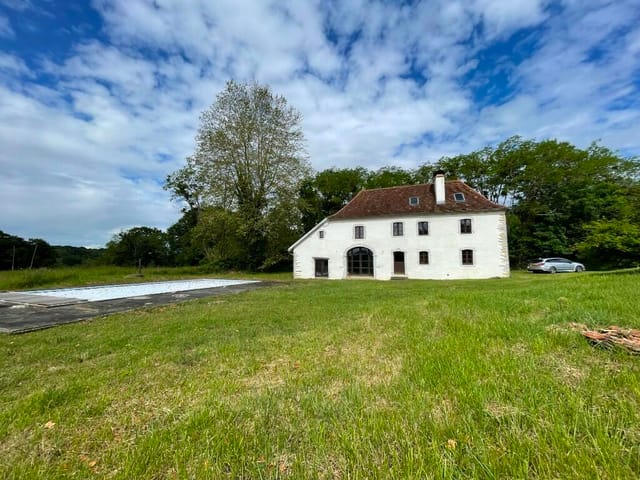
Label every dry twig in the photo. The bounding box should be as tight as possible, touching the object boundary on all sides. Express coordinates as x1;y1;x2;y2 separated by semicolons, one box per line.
582;326;640;354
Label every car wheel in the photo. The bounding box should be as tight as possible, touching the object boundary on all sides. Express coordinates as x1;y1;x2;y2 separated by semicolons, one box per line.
549;267;557;274
575;266;584;272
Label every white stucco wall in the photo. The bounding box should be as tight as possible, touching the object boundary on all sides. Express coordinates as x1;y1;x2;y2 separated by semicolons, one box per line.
291;212;509;280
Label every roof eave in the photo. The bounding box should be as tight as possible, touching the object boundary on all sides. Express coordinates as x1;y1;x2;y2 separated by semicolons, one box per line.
330;206;507;221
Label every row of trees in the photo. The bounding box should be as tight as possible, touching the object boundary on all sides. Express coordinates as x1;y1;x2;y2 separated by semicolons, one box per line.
0;227;173;271
158;80;640;271
0;231;56;270
0;231;103;270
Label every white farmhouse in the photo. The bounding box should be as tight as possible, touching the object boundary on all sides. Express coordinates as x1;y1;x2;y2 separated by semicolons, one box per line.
288;173;509;280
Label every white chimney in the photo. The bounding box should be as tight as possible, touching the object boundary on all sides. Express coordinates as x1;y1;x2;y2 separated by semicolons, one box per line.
434;172;445;205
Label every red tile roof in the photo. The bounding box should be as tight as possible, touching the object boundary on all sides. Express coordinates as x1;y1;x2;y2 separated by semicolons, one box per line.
330;181;506;219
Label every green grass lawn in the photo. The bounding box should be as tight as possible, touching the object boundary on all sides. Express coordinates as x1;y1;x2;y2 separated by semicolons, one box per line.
1;271;639;478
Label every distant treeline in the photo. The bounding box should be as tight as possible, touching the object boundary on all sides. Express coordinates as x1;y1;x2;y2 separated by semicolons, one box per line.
0;231;105;270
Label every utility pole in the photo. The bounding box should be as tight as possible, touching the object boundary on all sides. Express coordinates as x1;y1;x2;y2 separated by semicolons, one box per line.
29;243;38;270
11;245;15;271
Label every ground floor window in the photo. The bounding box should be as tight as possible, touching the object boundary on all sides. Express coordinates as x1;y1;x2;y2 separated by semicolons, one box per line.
419;251;429;264
462;249;474;265
347;247;374;276
315;258;328;277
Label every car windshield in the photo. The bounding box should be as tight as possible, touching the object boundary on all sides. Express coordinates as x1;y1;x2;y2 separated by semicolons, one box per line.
532;258;544;263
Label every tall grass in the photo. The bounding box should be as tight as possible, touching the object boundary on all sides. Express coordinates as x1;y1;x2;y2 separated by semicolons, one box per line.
1;272;639;478
0;266;291;291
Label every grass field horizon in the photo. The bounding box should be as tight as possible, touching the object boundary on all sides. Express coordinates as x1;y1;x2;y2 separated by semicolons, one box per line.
1;270;639;478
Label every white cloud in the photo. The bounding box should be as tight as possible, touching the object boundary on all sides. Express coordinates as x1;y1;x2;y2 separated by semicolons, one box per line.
473;0;550;39
0;0;33;11
489;0;640;148
0;14;13;37
0;52;28;75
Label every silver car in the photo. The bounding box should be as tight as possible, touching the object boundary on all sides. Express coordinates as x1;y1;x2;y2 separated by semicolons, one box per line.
527;257;585;273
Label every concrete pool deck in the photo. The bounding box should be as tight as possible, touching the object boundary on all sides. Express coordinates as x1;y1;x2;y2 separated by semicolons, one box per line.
0;280;276;334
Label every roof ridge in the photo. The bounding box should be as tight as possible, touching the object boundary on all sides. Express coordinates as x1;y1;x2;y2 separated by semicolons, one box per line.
360;180;464;193
359;183;423;192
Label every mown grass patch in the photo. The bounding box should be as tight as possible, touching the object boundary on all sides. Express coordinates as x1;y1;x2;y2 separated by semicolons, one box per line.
1;272;639;478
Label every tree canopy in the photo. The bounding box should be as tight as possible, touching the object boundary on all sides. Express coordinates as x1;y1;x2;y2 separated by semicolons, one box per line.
104;227;169;268
157;83;638;272
166;80;310;270
0;231;57;270
430;137;640;267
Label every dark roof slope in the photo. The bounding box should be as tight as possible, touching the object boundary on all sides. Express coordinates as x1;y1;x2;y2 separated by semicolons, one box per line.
330;181;505;219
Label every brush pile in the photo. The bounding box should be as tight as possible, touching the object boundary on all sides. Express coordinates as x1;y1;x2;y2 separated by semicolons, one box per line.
582;326;640;354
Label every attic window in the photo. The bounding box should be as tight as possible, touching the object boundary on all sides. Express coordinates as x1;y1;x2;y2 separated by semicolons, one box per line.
409;196;419;206
454;192;465;202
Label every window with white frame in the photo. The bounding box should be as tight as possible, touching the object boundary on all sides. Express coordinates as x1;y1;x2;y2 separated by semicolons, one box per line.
354;225;364;239
393;222;404;236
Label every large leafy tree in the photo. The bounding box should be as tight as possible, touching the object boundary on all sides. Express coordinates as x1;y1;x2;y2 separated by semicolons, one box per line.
166;209;203;266
433;137;530;206
298;167;368;231
576;219;640;269
364;166;415;189
167;81;310;270
104;227;169;268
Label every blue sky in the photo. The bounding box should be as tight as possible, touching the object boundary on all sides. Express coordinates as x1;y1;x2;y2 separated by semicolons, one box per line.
1;0;639;247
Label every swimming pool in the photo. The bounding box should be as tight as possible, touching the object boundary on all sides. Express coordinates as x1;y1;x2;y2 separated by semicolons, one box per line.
25;279;259;302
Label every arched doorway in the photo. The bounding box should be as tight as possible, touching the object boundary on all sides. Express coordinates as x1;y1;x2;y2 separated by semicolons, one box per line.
347;247;374;276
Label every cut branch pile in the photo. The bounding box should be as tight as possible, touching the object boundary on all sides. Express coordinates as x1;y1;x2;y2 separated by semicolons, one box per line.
582;326;640;354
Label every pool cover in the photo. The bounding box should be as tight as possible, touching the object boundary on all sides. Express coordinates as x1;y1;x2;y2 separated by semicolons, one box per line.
23;279;259;302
